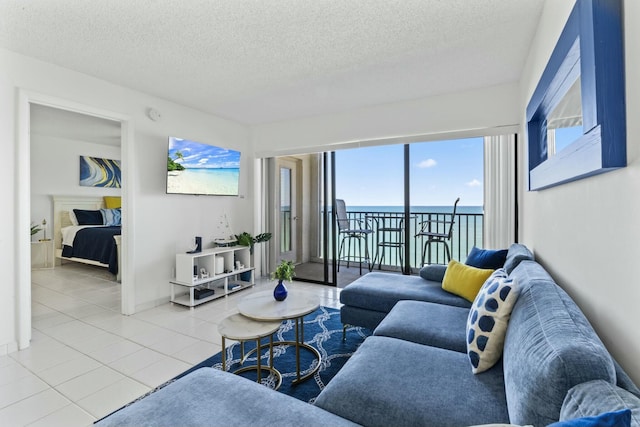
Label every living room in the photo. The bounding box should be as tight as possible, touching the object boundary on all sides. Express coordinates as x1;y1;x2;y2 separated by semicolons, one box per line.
1;0;639;424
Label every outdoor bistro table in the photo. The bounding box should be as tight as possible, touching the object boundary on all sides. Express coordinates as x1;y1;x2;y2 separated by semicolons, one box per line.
366;213;415;274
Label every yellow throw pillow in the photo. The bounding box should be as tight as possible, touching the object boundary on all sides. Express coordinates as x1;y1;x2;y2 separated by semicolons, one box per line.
442;260;494;302
104;196;121;209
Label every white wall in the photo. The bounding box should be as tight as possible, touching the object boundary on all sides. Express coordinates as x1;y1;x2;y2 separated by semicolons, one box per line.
252;82;521;156
1;47;252;354
519;0;640;383
30;134;121;237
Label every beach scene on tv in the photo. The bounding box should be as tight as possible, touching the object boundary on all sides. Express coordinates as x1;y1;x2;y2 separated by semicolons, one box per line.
167;137;241;196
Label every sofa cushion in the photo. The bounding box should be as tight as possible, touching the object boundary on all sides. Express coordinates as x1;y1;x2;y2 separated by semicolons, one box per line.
559;380;640;427
503;243;534;274
550;409;632;427
467;271;519;374
314;336;510;426
614;358;640;398
466;246;508;270
503;280;616;426
96;368;358;427
419;264;448;282
442;260;494;302
506;259;554;295
340;305;387;330
340;272;471;315
373;300;469;352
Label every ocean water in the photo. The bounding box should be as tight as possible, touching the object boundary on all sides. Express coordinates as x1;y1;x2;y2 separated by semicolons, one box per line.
348;205;483;214
338;205;484;266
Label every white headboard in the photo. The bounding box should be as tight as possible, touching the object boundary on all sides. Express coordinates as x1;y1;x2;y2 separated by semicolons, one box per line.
53;195;105;251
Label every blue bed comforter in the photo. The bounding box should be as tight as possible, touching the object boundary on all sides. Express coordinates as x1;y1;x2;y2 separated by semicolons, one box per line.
62;226;120;275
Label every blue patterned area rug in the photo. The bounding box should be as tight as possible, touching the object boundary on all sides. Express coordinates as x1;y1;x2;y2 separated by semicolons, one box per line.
176;306;370;403
95;307;369;424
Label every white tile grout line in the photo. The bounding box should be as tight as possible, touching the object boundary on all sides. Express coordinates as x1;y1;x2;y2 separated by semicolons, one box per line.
9;266;342;424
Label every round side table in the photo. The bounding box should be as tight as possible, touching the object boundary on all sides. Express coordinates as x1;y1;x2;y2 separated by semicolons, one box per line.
218;313;283;390
237;290;321;385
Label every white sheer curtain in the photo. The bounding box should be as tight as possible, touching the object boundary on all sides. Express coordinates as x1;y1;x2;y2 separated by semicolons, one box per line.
483;135;516;249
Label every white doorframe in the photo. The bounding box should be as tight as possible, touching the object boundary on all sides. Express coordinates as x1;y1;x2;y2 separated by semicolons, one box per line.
16;90;135;349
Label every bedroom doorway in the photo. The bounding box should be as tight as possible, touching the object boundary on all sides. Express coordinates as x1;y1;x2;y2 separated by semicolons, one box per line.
17;91;134;350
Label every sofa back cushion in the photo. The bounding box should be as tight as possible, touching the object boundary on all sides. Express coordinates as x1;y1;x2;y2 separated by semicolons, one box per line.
503;243;534;274
503;278;616;425
559;380;640;426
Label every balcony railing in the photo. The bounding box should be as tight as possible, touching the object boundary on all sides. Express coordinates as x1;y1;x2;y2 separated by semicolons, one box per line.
335;210;484;272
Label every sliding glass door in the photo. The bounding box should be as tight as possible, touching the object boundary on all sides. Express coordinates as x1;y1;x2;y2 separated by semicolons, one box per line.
272;153;337;286
409;138;484;267
267;136;489;286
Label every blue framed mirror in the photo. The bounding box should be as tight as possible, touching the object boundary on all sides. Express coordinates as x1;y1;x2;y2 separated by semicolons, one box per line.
527;0;625;190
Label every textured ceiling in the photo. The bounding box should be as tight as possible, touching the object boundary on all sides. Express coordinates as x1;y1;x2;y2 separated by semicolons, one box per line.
1;0;544;125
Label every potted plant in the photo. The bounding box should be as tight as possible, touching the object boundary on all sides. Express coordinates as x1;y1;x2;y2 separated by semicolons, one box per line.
271;259;295;301
30;223;41;241
234;232;272;254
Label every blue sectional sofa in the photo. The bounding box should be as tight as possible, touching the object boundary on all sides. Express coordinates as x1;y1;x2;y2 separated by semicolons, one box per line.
98;244;640;427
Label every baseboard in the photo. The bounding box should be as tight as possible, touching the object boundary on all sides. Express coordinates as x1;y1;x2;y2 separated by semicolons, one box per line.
0;340;19;356
135;296;171;313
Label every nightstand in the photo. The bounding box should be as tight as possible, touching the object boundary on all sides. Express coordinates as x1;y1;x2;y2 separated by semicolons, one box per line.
31;239;54;269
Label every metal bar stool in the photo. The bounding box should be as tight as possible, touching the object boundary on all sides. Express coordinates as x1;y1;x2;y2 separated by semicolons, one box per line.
415;197;460;266
336;199;373;275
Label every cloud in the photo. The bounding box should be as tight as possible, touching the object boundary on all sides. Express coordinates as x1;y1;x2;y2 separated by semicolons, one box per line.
417;158;437;168
466;179;482;187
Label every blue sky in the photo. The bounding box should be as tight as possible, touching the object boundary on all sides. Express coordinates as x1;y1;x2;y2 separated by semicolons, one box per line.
336;138;484;206
168;137;240;169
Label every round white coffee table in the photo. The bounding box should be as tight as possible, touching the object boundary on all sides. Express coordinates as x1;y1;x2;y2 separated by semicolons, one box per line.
237;290;321;384
218;313;283;389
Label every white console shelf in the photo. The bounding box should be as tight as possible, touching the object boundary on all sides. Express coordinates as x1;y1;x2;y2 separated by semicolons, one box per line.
170;246;254;308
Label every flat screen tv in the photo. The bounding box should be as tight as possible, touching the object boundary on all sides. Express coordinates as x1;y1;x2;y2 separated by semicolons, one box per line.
167;136;241;196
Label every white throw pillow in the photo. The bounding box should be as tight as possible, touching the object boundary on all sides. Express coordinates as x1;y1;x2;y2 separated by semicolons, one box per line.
68;209;79;226
466;269;519;374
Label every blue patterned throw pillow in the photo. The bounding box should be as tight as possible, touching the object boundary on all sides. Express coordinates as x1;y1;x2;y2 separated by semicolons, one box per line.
101;208;121;226
466;268;519;374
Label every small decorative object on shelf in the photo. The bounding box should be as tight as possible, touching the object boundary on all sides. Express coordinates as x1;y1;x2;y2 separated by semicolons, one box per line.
271;260;295;301
39;219;50;241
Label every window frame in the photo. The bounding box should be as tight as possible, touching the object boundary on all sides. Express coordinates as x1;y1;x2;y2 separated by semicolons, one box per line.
526;0;625;191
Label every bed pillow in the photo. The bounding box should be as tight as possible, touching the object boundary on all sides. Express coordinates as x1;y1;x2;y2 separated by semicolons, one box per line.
466;247;508;270
104;196;121;209
441;260;494;302
101;208;121;226
68;210;79;226
467;270;519;374
73;209;103;225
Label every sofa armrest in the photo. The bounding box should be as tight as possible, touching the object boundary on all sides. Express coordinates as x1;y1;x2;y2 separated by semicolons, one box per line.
96;368;359;427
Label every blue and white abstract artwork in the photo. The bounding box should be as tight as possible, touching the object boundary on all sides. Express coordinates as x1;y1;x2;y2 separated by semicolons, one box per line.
79;156;121;188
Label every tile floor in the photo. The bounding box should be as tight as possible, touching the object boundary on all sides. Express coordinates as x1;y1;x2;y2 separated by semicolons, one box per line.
1;263;342;426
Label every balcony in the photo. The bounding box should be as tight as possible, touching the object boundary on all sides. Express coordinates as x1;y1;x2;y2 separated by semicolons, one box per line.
292;208;484;286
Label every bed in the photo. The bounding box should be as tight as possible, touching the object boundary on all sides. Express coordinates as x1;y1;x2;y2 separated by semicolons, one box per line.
53;195;122;281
